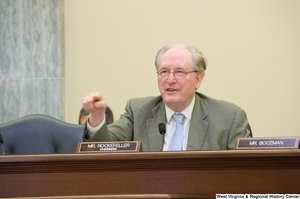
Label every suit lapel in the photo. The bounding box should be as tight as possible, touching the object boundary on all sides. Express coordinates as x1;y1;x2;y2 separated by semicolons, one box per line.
146;100;167;151
187;94;209;150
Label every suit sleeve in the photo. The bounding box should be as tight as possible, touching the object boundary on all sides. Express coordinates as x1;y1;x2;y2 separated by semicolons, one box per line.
227;108;252;149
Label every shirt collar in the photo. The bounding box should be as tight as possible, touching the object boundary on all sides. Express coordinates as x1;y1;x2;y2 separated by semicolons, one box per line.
165;95;195;122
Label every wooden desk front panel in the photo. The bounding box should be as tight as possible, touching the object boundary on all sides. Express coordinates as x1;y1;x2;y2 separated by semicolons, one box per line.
1;149;300;198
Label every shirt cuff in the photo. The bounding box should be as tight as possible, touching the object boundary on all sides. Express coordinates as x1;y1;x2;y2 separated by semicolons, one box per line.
86;115;106;138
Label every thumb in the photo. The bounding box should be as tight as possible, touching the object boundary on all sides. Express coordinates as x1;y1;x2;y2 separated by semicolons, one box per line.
93;99;107;110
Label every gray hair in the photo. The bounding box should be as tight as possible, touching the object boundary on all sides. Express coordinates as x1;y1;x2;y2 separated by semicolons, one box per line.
154;44;207;75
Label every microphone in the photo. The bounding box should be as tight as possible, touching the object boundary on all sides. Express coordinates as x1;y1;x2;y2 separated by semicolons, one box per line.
0;134;4;155
158;123;166;135
158;123;166;151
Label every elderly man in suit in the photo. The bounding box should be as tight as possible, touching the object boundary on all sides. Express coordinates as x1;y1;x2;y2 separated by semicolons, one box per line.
82;44;252;151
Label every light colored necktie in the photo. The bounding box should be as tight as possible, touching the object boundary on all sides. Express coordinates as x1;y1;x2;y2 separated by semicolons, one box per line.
168;113;185;151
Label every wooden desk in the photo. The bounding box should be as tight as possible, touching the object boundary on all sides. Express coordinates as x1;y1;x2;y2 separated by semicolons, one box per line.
1;149;300;198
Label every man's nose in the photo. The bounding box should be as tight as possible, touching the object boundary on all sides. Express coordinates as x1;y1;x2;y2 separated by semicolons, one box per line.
166;72;176;82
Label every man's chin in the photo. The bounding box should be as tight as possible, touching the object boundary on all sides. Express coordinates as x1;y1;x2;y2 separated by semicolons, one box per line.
164;98;180;106
165;100;186;112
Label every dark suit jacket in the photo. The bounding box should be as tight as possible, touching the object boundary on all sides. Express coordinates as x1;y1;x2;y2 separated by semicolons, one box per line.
83;92;252;151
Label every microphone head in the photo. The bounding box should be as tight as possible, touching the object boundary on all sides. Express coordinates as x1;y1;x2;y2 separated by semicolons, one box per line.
0;134;3;144
158;123;166;135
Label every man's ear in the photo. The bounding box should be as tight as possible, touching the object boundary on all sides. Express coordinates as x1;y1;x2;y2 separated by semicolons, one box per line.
195;71;204;90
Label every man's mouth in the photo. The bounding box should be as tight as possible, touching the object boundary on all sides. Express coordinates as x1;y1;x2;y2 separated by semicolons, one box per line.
167;88;177;92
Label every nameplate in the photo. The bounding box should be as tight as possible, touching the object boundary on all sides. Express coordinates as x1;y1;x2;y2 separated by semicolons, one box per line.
235;137;300;149
76;141;142;153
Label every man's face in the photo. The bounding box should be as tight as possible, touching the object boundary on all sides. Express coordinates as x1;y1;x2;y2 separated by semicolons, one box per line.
157;47;203;112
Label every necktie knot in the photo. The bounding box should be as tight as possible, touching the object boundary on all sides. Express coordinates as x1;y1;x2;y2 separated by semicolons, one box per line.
173;113;185;124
